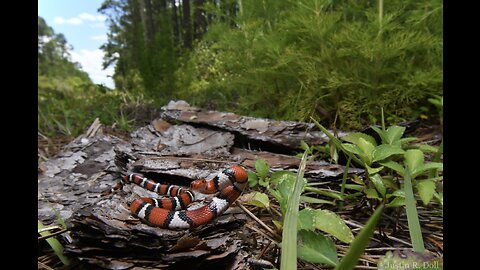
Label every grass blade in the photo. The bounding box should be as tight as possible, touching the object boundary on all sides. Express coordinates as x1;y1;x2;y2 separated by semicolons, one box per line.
403;168;426;252
280;150;308;270
334;205;384;270
38;220;71;266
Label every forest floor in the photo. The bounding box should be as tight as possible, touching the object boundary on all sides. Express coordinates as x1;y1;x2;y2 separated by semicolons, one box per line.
38;104;443;270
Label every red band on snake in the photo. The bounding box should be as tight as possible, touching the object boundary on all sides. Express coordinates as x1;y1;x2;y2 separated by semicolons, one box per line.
106;166;248;229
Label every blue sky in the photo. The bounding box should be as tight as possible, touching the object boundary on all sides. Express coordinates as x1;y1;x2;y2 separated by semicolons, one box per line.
38;0;114;88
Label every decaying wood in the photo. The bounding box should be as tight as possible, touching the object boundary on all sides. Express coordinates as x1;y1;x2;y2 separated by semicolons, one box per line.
161;100;348;150
38;101;363;269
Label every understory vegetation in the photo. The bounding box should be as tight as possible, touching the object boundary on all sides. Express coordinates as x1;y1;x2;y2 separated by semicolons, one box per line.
38;0;442;139
38;1;443;268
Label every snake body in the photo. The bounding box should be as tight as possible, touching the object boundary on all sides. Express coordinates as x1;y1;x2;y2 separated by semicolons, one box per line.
105;166;248;229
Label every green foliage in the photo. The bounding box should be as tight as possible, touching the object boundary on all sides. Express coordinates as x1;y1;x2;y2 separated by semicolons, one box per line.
249;157;357;267
312;118;443;253
38;220;71;266
297;230;338;266
299;208;354;244
334;205;385;270
280;150;308;270
175;0;443;129
38;16;146;137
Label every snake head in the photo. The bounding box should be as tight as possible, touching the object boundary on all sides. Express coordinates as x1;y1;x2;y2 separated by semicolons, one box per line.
190;178;208;192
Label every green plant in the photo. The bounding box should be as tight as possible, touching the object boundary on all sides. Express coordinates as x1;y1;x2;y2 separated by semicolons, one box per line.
334;205;385;270
247;158;354;268
280;150;308;270
311;117;443;253
175;0;443;129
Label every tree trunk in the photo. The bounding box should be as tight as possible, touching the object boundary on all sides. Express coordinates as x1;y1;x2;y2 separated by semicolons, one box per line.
193;0;207;40
182;0;192;49
171;0;180;48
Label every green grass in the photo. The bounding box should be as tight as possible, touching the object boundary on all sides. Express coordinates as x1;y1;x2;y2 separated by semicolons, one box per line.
38;82;148;138
280;150;308;270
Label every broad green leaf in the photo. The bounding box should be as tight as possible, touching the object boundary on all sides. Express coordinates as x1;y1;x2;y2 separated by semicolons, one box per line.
404;150;424;175
241;192;270;209
365;164;384;175
334;205;384;270
311;118;364;166
342;132;377;147
381;176;399;190
369;174;386;197
300;196;335;205
248;171;258;187
268;188;286;215
298;208;316;231
357;138;375;164
297;230;338;266
371;126;388;144
341;143;364;157
314;209;354;244
270;170;294;185
399;137;418;145
434;191;443;206
413;162;443;178
372;144;405;162
417;144;439;153
389;189;405;198
385;126;406;145
379;160;405;176
343;184;364;191
416;180;436;205
386;197;405;207
255;159;270;179
364;188;379;199
351;175;365;185
258;177;269;187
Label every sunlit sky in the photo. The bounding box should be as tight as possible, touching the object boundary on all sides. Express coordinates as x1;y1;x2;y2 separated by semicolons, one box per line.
38;0;115;88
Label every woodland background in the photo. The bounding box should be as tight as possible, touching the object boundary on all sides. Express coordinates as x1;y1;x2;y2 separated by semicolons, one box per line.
38;0;443;138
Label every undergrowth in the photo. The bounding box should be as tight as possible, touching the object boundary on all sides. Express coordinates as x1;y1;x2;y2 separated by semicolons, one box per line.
38;78;150;138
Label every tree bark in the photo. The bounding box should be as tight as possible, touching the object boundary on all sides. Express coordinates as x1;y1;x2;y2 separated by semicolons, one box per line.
193;0;207;40
171;0;180;48
181;0;192;49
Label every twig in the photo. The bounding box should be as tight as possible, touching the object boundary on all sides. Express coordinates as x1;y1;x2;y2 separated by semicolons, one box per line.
38;228;68;242
257;240;271;259
236;201;279;239
245;223;279;245
337;246;378;264
344;219;413;247
38;260;55;270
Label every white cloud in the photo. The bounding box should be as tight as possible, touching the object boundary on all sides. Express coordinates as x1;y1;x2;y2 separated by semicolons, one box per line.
70;49;115;88
54;16;82;25
90;34;108;41
53;13;106;26
79;13;106;22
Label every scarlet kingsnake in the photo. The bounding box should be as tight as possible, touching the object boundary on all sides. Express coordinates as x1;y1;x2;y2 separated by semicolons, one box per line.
104;166;248;229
